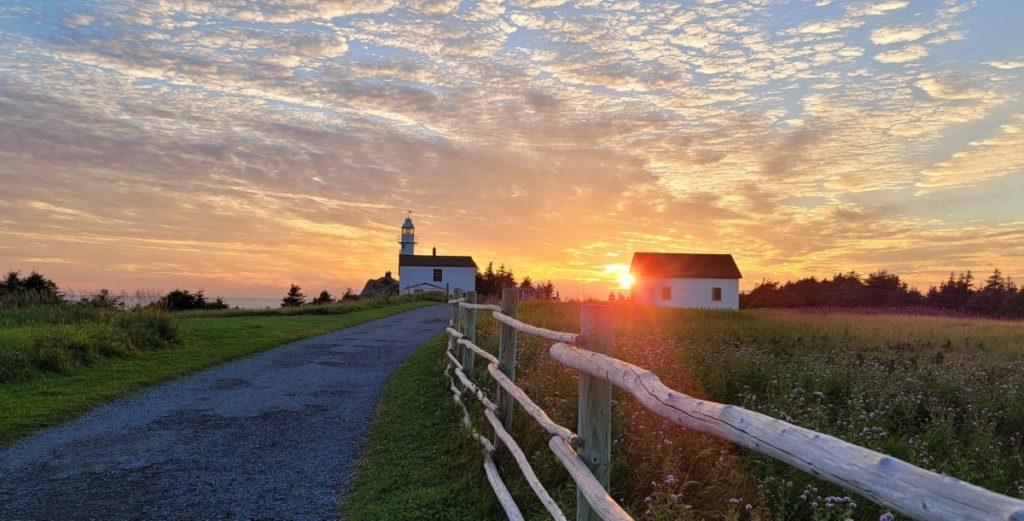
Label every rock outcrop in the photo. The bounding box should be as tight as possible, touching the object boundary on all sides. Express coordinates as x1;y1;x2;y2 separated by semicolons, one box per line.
359;271;399;298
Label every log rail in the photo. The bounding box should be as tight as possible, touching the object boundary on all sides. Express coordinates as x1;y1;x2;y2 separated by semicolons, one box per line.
443;289;1024;521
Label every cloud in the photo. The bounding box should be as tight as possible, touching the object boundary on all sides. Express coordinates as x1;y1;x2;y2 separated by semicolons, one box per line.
875;44;928;64
760;127;826;178
916;74;991;100
918;115;1024;192
870;26;932;45
0;0;1020;296
848;1;910;16
984;58;1024;70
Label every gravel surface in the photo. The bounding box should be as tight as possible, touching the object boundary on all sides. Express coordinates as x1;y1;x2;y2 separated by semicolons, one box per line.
0;305;450;521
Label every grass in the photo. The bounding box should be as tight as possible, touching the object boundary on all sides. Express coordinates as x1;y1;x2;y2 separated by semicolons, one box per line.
384;302;1024;520
340;335;496;520
0;298;436;446
0;306;178;382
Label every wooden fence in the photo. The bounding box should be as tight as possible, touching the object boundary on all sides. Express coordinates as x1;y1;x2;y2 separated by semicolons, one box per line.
444;288;1024;521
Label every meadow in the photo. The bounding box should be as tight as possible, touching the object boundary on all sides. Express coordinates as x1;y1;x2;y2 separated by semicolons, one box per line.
450;303;1024;520
0;296;436;445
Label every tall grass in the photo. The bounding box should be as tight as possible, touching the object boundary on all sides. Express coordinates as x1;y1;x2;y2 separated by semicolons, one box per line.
0;305;179;383
458;303;1024;520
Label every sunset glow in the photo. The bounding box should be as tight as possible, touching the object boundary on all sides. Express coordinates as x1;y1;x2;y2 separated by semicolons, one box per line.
618;274;635;291
0;1;1022;298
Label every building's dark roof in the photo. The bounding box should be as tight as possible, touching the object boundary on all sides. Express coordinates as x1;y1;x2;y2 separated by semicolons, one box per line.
399;255;477;268
630;252;742;279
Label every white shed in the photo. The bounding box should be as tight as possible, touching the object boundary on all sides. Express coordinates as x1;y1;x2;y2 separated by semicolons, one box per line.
395;215;476;295
629;252;742;309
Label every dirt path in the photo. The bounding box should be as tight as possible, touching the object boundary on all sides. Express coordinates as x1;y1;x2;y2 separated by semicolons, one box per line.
0;305;450;521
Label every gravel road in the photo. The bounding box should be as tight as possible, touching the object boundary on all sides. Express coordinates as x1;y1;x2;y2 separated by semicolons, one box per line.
0;305;450;521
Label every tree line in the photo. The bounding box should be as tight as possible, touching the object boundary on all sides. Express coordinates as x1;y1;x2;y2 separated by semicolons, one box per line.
475;262;557;299
280;285;359;307
0;270;230;311
742;269;1024;318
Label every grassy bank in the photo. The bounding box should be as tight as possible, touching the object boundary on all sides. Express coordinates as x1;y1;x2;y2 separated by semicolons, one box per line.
341;335;494;520
0;298;435;446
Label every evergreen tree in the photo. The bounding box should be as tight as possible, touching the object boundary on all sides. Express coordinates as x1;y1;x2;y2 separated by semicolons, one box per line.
311;290;335;305
476;262;497;296
0;270;61;305
281;284;306;307
538;281;557;301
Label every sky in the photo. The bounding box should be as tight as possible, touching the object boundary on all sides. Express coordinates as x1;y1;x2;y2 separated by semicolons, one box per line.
0;0;1022;299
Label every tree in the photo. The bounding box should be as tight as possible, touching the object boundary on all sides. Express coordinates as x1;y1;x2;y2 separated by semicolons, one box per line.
160;289;215;311
929;271;974;310
342;288;359;301
310;290;335;305
82;289;125;310
496;264;516;291
538;281;557;301
476;262;497;296
521;276;534;289
969;269;1011;316
0;270;61;305
281;284;306;307
608;291;616;302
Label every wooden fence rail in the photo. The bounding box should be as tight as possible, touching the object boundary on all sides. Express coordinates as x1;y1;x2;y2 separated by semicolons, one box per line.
444;289;1024;521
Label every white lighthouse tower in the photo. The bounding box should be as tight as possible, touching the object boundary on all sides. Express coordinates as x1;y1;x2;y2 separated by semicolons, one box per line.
399;214;416;255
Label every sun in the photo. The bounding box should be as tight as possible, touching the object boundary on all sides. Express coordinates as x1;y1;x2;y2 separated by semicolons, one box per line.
603;263;635;290
617;272;635;290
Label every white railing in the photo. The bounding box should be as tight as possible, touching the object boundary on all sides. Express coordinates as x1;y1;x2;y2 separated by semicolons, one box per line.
444;289;1024;521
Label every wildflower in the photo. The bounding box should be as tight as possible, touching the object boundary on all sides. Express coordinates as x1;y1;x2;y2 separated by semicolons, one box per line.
880;513;895;521
665;474;678;485
669;494;679;503
745;504;753;512
728;498;740;505
644;496;652;504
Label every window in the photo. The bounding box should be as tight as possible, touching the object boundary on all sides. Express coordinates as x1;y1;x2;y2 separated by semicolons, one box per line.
712;287;722;301
433;269;443;282
661;286;671;301
402;228;414;235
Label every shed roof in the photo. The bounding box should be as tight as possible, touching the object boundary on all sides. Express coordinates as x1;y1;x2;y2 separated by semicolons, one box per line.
630;252;742;279
399;255;477;268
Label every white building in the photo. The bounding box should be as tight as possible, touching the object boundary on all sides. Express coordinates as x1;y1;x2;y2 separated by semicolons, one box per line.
396;215;476;295
630;252;742;309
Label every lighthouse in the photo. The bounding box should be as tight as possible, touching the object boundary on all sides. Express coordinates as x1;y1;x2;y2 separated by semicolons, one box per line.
399;214;416;255
396;212;476;295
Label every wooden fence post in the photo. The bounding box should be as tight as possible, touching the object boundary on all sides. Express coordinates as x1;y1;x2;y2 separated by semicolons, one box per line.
577;304;613;521
463;291;477;381
495;287;520;452
451;289;463;357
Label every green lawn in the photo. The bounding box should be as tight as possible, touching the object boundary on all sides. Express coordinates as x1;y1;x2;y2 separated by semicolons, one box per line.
0;299;435;446
341;335;496;520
